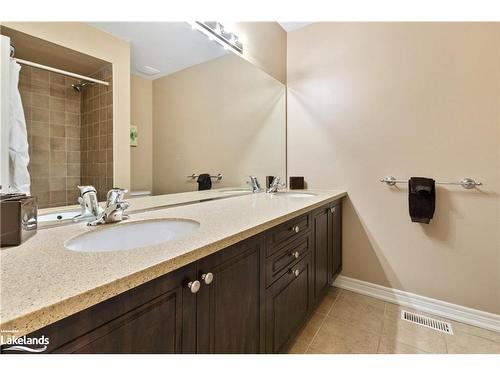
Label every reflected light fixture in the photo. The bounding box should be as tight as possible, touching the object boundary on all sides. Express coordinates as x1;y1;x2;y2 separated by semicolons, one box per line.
190;21;244;53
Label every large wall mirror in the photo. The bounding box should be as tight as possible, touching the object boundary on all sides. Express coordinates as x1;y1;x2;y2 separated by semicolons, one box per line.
1;22;286;208
92;22;286;198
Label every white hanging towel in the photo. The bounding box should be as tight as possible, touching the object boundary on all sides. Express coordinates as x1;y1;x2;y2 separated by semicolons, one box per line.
8;60;30;194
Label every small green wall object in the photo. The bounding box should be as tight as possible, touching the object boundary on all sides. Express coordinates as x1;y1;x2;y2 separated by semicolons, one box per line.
130;125;138;147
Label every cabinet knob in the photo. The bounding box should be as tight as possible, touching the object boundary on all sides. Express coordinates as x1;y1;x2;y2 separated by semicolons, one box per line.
291;251;300;259
330;207;336;214
201;272;214;285
292;225;300;233
290;269;300;277
187;280;201;293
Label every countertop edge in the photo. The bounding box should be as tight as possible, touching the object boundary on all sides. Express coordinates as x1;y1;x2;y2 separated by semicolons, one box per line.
1;191;346;336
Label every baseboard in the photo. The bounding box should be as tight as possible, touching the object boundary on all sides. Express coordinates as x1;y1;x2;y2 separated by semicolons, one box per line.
333;275;500;333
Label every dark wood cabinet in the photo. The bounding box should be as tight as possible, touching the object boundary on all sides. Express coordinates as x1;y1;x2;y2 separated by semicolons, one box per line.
196;235;265;353
30;263;198;354
311;199;343;304
312;205;330;302
73;288;182;353
14;198;342;354
329;202;342;282
265;253;313;353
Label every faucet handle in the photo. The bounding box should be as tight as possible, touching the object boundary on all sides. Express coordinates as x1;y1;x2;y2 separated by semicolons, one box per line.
106;188;128;205
271;176;282;186
77;185;97;195
246;176;262;193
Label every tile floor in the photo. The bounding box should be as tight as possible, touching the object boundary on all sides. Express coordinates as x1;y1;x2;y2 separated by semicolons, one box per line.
288;287;500;354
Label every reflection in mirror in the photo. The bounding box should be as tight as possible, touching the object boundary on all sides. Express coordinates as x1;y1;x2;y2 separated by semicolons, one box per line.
92;22;286;198
1;21;285;211
1;26;114;207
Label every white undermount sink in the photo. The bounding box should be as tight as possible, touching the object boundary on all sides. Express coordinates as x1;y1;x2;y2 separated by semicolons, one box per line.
272;192;317;198
65;219;200;252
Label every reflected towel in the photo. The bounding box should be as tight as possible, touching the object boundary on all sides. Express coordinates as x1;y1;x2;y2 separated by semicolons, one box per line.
8;60;30;194
197;173;212;191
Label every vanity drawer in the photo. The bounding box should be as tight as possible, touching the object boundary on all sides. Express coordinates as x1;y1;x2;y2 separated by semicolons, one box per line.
266;232;311;287
266;213;311;256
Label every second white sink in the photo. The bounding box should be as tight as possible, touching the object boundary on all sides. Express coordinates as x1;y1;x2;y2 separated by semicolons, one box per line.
65;219;200;252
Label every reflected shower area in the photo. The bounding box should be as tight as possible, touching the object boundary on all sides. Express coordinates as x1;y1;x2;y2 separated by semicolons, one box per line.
1;26;114;207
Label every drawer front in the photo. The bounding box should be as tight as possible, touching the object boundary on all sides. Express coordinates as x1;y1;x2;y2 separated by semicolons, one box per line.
266;213;311;256
266;232;311;287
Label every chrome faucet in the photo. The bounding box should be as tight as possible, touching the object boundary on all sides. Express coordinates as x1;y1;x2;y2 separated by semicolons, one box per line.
267;177;285;193
74;185;103;221
88;188;130;226
247;176;262;193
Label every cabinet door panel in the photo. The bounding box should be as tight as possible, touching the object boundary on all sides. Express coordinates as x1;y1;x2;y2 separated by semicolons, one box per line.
313;207;329;301
29;263;197;354
197;235;265;353
329;203;342;282
73;289;181;353
265;253;313;353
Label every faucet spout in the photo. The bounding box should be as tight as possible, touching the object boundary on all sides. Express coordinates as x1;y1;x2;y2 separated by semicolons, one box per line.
87;188;130;226
74;185;103;221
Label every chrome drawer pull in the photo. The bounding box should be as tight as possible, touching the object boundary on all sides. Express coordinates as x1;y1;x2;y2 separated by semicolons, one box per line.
290;269;300;277
292;225;300;233
330;207;336;214
291;251;300;259
187;280;201;293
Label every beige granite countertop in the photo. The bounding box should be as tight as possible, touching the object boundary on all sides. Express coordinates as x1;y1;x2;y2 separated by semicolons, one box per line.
0;189;346;337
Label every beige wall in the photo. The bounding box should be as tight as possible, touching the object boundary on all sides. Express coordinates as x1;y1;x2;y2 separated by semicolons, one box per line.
233;22;287;84
130;74;153;192
287;23;500;314
153;53;286;195
2;22;131;191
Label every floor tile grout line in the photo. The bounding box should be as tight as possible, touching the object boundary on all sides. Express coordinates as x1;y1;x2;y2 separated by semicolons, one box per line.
376;303;387;353
304;288;343;353
443;331;449;354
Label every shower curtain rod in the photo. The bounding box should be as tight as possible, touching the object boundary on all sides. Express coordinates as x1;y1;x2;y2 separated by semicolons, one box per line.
11;57;109;86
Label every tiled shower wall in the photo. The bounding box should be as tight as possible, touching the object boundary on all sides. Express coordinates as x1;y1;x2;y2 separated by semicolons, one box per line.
19;66;82;208
80;65;113;202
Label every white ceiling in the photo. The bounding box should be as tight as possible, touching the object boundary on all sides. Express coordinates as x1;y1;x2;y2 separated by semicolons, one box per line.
88;22;228;80
278;22;313;32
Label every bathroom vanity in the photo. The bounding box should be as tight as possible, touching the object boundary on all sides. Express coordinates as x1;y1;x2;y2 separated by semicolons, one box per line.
0;190;345;354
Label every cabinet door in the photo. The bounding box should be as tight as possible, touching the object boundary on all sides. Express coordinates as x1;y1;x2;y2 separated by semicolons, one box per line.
196;235;265;353
312;206;330;302
265;253;313;353
329;203;342;282
39;264;198;354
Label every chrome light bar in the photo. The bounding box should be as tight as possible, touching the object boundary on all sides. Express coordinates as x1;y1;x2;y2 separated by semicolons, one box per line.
192;21;243;53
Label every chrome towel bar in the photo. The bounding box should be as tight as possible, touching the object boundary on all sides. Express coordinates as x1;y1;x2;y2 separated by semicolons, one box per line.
380;176;482;189
187;173;223;181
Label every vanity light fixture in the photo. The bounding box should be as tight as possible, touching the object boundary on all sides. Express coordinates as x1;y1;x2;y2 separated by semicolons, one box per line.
190;21;244;53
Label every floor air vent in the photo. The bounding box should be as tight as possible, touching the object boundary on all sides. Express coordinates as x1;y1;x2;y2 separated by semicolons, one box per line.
401;310;453;335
